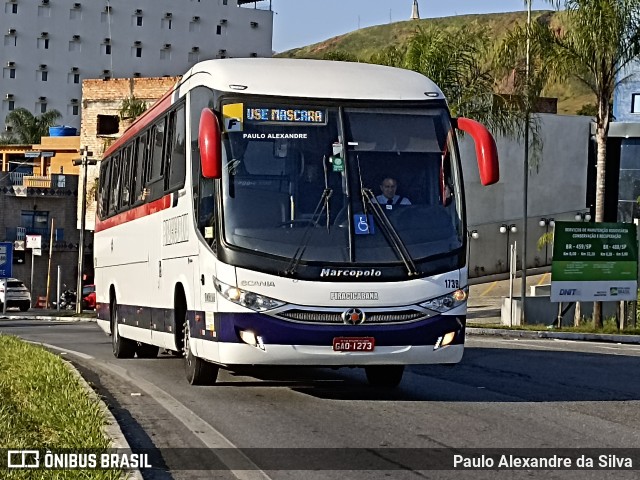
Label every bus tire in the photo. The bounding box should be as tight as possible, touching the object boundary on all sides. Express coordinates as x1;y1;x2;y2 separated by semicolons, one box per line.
183;318;218;385
364;365;404;388
111;296;136;359
136;343;159;358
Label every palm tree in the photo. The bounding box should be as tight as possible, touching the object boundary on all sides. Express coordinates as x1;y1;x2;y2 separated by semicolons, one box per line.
4;108;62;144
368;25;528;139
535;0;640;327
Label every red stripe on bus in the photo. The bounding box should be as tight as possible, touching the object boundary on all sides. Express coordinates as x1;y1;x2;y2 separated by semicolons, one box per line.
94;194;172;232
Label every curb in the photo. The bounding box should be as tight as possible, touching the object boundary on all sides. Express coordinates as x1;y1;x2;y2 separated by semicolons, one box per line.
0;315;96;322
64;358;143;480
467;327;640;344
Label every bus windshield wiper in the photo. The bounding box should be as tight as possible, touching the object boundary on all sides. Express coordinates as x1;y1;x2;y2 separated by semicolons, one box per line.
361;188;420;277
282;187;333;276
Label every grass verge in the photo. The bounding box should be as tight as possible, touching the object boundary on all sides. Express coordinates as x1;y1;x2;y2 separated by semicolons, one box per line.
0;334;122;479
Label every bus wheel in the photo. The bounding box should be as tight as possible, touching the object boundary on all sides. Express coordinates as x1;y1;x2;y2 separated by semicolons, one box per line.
183;318;218;385
136;343;159;358
364;365;404;388
111;297;136;359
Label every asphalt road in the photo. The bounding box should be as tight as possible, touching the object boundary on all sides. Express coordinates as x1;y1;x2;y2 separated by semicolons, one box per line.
2;319;640;480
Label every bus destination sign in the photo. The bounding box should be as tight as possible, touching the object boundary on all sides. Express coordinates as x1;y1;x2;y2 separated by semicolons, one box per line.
550;221;638;302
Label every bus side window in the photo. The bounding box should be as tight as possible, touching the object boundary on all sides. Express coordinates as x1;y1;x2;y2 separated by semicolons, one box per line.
133;132;148;203
146;118;166;201
108;154;121;216
150;120;165;180
168;105;186;191
163;110;175;192
98;160;111;219
119;144;133;210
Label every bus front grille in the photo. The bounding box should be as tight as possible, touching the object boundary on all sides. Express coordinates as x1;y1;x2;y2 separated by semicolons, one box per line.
275;309;427;325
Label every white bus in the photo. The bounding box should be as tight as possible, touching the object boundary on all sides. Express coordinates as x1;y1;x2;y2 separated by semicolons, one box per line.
95;58;499;387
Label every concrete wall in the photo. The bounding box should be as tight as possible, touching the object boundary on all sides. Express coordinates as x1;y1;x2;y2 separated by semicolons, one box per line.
460;114;593;276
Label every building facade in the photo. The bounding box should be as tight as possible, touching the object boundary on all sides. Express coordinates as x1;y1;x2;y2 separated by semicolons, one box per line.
0;0;273;132
0;136;81;303
612;61;640;222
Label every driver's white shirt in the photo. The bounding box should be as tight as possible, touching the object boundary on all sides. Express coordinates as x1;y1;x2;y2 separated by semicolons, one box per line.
375;194;411;205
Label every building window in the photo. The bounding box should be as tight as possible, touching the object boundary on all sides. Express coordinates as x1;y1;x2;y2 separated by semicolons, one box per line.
136;16;143;26
41;71;48;81
223;0;228;5
74;73;80;83
21;210;49;235
97;115;119;135
7;3;18;14
8;100;14;110
9;68;15;79
632;94;640;114
40;102;47;113
136;47;142;57
216;25;222;35
72;105;79;115
105;44;111;55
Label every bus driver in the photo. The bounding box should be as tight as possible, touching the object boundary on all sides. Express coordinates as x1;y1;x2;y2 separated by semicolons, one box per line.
376;177;411;206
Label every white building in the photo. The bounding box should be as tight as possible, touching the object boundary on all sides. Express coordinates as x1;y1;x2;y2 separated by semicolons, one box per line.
0;0;273;131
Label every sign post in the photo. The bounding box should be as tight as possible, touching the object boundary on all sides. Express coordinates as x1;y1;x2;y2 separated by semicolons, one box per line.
0;242;13;314
26;235;42;306
551;222;638;303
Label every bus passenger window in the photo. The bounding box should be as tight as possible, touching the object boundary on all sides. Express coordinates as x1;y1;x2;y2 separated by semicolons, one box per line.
133;132;148;202
168;106;186;190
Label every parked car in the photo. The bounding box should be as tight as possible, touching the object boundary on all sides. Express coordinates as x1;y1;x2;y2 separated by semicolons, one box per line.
0;278;31;312
82;284;96;310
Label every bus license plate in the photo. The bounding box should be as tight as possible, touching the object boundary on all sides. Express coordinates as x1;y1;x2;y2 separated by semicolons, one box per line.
333;337;375;352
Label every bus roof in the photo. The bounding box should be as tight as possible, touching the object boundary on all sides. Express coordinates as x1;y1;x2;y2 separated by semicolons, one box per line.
187;58;444;101
103;59;445;159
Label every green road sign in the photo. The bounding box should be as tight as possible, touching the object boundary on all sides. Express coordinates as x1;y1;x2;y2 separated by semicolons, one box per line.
551;222;638;302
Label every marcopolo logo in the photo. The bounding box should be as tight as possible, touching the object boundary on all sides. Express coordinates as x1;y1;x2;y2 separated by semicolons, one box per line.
320;268;382;278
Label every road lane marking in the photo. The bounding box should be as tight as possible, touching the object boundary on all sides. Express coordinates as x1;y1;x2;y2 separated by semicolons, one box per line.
36;343;272;480
29;342;95;360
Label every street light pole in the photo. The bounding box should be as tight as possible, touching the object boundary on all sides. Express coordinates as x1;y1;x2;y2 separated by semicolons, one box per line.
73;146;96;314
520;0;532;325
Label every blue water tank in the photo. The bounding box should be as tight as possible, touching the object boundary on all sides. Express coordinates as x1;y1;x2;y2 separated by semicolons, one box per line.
49;126;78;136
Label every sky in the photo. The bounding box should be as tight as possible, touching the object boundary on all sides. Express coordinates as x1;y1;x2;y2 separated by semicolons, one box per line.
271;0;552;53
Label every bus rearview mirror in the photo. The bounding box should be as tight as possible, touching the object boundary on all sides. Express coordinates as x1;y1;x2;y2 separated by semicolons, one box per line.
455;117;499;186
199;108;222;178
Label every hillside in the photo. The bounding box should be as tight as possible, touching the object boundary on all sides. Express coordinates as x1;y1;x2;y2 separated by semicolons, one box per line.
276;11;592;115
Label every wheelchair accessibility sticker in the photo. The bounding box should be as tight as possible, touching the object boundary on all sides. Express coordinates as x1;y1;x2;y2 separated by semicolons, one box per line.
353;214;375;235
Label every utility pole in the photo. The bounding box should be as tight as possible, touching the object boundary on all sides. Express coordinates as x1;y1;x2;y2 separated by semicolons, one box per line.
73;146;97;314
520;0;532;325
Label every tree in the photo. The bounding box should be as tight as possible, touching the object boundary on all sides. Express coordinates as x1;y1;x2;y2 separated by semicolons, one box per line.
368;26;528;139
536;0;640;328
4;108;62;144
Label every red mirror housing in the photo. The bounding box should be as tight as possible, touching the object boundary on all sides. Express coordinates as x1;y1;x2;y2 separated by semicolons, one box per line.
199;108;222;179
456;117;499;186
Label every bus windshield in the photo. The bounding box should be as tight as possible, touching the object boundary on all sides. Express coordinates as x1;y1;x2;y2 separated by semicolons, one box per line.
218;101;463;265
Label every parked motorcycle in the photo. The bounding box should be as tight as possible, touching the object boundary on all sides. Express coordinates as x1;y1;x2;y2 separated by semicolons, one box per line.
52;289;77;310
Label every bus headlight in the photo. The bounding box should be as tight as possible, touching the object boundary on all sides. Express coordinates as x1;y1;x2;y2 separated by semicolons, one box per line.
419;288;468;314
214;280;285;312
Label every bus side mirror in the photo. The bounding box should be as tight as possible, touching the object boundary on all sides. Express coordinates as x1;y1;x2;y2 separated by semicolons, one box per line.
455;117;499;186
199;108;222;178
